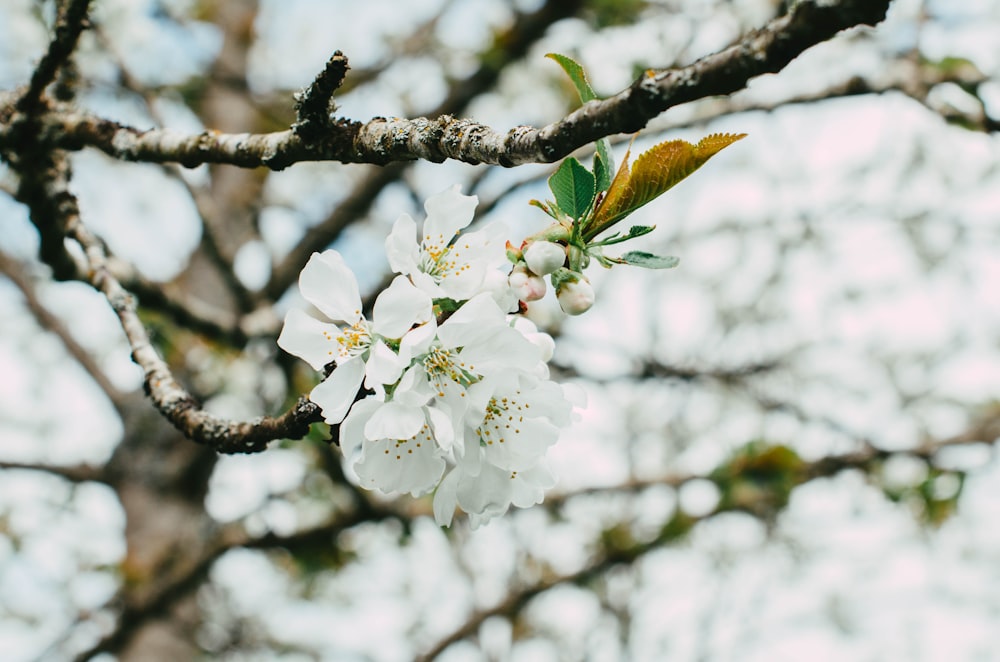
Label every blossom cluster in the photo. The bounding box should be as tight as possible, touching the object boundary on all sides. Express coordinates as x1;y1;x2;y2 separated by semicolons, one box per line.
278;186;577;527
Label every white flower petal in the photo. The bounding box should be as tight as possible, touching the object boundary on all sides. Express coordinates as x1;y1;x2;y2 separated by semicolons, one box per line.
455;325;541;375
276;309;340;371
355;424;444;497
340;398;380;459
365;339;408;388
399;320;436;361
433;469;460;527
456;463;513;525
422;185;477;243
386;213;420;275
372;275;432;338
395;365;434;406
410;270;445;299
509;462;556;508
298;250;362;323
436;293;506;349
426;405;455;453
364;401;425;441
309;356;365;424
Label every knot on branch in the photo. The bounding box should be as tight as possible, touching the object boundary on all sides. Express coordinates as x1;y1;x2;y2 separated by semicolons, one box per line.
293;50;351;142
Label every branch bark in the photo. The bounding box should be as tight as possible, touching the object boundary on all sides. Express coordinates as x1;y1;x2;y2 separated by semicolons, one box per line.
2;0;892;170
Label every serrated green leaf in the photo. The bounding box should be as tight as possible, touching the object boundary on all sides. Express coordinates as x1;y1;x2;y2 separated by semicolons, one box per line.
626;225;655;238
593;150;610;193
618;251;679;269
546;52;598;103
595;138;614;190
548;157;596;220
546;53;615;192
586;133;746;239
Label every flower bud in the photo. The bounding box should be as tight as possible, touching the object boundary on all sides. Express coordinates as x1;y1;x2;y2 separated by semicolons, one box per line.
508;265;546;301
555;272;594;315
523;241;566;276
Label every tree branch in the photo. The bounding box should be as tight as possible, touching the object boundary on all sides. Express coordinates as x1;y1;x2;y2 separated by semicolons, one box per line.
16;0;93;113
0;249;125;403
420;429;994;660
3;0;891;170
264;0;586;298
13;150;322;453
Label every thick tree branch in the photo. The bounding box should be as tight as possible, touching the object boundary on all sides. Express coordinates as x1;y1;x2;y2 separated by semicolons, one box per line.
1;0;891;170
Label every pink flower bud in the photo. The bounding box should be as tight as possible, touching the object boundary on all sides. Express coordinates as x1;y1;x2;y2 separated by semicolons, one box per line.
523;241;566;276
508;265;547;301
556;274;594;315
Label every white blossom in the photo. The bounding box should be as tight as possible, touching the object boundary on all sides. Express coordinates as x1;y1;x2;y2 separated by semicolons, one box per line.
341;399;448;497
385;185;509;301
433;460;557;528
465;372;571;472
278;196;584;527
277;249;432;423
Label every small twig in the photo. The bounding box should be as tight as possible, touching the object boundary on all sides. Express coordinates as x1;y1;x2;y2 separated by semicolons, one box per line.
0;460;108;484
292;50;350;142
0;249;125;403
16;0;94;113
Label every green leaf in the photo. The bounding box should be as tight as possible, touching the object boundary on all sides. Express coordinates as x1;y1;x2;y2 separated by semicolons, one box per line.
594;140;613;191
548;157;596;220
546;53;615;191
546;52;598;103
618;251;679;269
626;225;655;238
586;133;746;239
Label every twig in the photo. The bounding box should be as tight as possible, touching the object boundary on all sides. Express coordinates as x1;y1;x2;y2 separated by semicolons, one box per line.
419;428;997;660
0;249;124;402
16;0;93;112
14;151;321;453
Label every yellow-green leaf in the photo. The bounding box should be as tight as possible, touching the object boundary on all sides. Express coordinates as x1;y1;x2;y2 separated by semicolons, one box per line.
546;52;598;103
585;133;746;240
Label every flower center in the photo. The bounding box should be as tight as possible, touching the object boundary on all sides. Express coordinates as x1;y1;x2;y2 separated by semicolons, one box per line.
422;345;478;397
420;233;472;283
335;319;372;360
477;391;525;446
